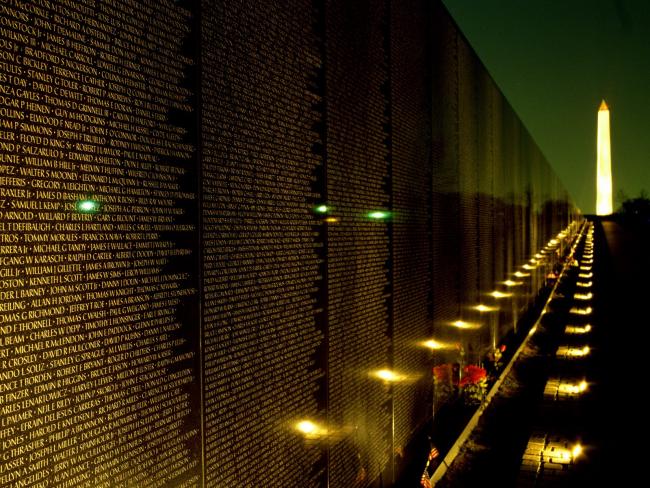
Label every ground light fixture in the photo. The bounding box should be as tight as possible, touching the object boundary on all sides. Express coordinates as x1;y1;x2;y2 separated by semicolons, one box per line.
565;324;592;334
544;445;582;463
572;444;583;459
558;380;588;394
570;306;592;315
557;345;591;357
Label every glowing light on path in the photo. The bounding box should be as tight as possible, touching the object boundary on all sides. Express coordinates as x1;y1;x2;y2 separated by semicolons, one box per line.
566;324;592;334
572;444;583;458
596;100;613;215
558;380;588;395
558;345;591;357
570;306;592;315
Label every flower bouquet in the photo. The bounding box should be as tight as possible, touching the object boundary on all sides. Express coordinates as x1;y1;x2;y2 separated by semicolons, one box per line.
460;364;488;405
433;363;487;405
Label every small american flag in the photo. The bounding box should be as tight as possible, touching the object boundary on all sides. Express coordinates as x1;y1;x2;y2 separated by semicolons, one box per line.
428;447;440;461
420;474;433;488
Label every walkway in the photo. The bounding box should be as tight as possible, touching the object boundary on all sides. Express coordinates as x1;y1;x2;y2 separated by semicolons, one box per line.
434;218;649;486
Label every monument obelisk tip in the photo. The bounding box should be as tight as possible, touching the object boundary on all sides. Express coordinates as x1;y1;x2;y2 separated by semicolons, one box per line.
599;99;609;111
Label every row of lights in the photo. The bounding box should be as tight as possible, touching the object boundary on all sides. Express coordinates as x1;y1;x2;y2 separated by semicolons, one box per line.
528;227;593;472
527;228;593;476
542;222;593;466
468;226;573;320
294;222;579;439
561;225;595;361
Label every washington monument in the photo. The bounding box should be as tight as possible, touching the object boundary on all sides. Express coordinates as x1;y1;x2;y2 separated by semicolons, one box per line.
596;100;613;215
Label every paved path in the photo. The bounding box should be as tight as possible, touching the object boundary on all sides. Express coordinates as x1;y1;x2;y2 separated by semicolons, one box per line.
436;219;650;487
594;219;650;486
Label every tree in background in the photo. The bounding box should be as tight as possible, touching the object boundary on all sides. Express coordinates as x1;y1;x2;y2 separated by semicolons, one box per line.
616;190;650;223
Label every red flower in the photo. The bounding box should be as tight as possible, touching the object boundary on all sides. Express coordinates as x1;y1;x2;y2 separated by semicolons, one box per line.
434;363;486;387
432;364;452;382
459;365;487;387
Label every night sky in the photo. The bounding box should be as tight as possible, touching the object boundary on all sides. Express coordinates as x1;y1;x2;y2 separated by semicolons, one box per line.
443;0;650;214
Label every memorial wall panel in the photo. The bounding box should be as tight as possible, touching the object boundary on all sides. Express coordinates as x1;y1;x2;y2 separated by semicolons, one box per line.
0;1;201;486
325;1;392;485
457;39;487;360
200;1;325;487
431;9;463;406
490;91;507;286
476;69;498;355
390;0;433;452
492;93;519;332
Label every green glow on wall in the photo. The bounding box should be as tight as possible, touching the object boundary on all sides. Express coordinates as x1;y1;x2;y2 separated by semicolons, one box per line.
76;199;101;214
368;210;390;220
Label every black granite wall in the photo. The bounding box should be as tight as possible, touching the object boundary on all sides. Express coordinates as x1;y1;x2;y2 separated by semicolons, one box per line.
0;1;578;487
